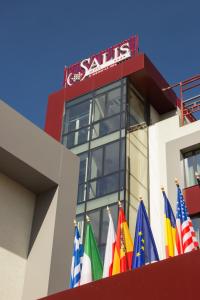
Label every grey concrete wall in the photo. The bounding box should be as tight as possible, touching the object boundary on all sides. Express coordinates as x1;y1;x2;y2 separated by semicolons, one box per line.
22;188;58;300
0;172;35;300
0;100;79;299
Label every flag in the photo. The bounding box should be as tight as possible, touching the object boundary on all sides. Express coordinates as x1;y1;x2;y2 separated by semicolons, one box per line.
162;190;176;258
132;200;159;269
175;183;199;254
69;225;84;288
103;209;116;278
80;222;103;285
112;205;133;275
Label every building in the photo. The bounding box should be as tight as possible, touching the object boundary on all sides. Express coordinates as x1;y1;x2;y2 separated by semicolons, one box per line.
1;36;200;300
45;36;200;262
0;100;79;300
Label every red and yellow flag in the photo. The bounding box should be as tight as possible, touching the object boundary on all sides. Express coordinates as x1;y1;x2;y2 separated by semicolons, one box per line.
112;206;133;275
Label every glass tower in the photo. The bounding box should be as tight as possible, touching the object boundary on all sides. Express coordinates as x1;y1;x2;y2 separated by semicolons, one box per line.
61;78;148;258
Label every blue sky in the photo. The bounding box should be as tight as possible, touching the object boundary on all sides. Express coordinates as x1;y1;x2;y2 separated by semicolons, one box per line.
1;0;200;128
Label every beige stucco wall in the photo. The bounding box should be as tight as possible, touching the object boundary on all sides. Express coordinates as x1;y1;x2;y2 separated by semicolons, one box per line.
0;172;35;300
149;115;200;259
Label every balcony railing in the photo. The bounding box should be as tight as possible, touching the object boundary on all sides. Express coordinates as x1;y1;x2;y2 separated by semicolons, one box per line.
163;74;200;126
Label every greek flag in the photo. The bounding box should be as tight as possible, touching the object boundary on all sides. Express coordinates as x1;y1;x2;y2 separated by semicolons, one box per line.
69;225;83;288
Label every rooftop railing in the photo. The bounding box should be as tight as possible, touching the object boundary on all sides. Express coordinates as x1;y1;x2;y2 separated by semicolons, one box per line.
163;74;200;126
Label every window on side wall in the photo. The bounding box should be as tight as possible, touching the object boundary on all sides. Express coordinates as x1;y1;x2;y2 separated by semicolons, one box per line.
183;149;200;187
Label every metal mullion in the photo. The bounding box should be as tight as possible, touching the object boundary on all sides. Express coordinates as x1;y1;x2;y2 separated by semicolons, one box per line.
87;188;122;203
102;142;105;177
61;103;67;142
92;111;121;126
91;119;121;142
99;207;103;246
125;78;130;221
67;94;93;109
62;123;90;136
118;80;123;203
88;169;122;184
94;83;121;99
91;139;121;158
82;97;93;244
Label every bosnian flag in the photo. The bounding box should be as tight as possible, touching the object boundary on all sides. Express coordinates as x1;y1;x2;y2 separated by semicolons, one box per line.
103;208;116;278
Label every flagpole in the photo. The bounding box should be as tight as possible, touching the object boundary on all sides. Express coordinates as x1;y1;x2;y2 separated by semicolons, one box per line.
175;177;179;186
86;215;90;223
106;206;110;214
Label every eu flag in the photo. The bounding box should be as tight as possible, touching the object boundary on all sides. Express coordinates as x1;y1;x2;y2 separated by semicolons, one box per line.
132;200;159;269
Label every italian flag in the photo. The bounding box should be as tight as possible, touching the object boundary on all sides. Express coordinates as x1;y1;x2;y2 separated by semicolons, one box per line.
80;222;103;285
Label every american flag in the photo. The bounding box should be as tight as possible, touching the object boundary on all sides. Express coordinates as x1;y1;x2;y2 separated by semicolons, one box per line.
176;184;199;254
69;225;84;288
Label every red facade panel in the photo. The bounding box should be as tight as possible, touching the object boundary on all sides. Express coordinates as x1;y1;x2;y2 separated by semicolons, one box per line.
44;54;177;142
41;250;200;300
184;184;200;215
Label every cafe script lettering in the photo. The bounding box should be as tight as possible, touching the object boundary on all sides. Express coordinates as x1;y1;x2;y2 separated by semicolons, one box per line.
64;36;138;87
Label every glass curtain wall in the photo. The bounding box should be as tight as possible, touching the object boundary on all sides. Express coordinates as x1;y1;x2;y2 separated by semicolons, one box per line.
62;79;126;258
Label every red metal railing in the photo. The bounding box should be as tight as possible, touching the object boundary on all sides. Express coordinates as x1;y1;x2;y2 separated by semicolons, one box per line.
163;74;200;126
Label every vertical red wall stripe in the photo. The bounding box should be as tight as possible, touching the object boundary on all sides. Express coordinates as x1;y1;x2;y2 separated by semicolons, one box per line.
45;89;65;142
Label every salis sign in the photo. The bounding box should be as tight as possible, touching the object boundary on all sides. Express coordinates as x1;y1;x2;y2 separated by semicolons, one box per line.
63;36;138;87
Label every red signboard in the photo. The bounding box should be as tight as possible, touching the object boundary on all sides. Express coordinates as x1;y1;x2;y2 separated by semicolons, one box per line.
63;35;139;87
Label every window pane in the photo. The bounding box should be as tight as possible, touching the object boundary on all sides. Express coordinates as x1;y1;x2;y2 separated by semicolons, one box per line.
92;95;106;122
120;171;125;190
109;204;119;230
64;127;90;149
86;193;119;211
90;131;120;149
104;141;120;175
196;152;200;175
87;210;100;243
128;89;145;125
77;184;86;203
90;148;103;179
107;88;121;116
92;115;120;139
88;173;119;199
88;180;97;199
64;101;90;134
184;155;196;187
99;244;106;261
94;81;121;96
78;152;88;184
120;139;125;170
